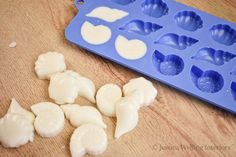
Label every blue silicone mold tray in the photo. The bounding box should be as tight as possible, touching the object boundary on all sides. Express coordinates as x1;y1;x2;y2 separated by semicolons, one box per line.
65;0;236;114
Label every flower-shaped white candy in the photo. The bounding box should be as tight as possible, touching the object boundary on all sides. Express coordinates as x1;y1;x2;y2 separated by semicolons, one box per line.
49;72;79;105
35;52;66;79
123;77;157;106
115;98;138;139
0;113;34;148
96;84;122;117
31;102;65;138
7;98;35;123
61;104;106;128
70;124;108;157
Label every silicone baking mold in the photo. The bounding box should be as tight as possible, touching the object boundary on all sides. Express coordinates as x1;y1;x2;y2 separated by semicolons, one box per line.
65;0;236;114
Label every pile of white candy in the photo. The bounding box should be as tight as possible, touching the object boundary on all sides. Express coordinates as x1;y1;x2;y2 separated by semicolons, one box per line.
0;52;157;157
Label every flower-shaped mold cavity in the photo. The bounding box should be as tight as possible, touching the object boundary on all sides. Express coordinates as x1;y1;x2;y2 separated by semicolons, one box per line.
210;24;236;46
192;48;236;66
152;50;184;76
119;20;162;35
111;0;136;5
155;33;198;50
231;82;236;101
191;66;224;93
141;0;169;18
174;11;203;31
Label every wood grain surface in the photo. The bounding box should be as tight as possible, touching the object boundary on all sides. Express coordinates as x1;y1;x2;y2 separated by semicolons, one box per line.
0;0;236;157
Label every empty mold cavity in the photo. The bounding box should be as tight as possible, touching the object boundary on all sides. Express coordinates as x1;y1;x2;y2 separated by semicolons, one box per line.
210;24;236;46
155;33;198;50
119;20;162;35
231;67;236;75
192;48;236;66
111;0;136;5
174;11;203;31
231;82;236;101
191;66;224;93
141;0;169;18
152;50;184;76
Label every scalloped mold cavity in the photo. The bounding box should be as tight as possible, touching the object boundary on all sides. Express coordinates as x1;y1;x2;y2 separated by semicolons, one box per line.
191;66;224;93
192;48;236;66
174;11;203;31
111;0;136;5
155;33;198;50
210;24;236;46
231;82;236;101
119;20;162;35
152;50;184;76
141;0;169;18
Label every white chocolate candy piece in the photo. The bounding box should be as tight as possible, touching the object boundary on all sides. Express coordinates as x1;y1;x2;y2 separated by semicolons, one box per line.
115;35;147;60
77;76;96;103
64;70;81;79
35;52;66;79
96;84;122;117
115;98;138;139
7;98;35;123
81;21;111;45
70;124;108;157
49;72;79;105
123;77;157;106
61;104;106;128
86;6;129;22
0;113;34;148
31;102;65;138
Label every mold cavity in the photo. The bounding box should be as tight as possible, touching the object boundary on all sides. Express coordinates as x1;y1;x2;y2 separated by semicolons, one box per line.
230;67;236;75
111;0;136;5
210;24;236;46
174;11;203;31
192;48;236;66
231;82;236;101
152;50;184;76
155;33;198;50
190;66;224;93
141;0;169;18
119;20;162;35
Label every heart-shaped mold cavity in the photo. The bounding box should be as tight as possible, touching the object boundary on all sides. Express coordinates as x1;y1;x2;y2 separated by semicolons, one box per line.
152;50;184;76
231;82;236;101
210;24;236;46
174;11;203;31
192;48;236;66
111;0;136;5
119;20;162;35
155;33;198;50
191;66;224;93
141;0;169;18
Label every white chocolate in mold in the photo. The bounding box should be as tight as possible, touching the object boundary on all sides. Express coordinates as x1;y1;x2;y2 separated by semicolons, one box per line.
81;21;111;45
35;52;66;79
70;124;108;157
123;77;157;106
86;6;129;22
31;102;65;138
115;35;147;60
96;83;122;117
61;104;106;128
0;113;34;148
